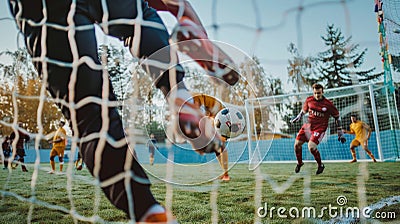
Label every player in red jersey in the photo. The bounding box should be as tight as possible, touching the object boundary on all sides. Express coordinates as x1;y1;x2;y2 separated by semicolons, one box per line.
290;84;346;175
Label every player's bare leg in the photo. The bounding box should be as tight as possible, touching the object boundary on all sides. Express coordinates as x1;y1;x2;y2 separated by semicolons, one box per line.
149;154;154;166
362;146;377;162
59;157;64;172
308;141;324;175
294;140;305;173
217;149;230;181
349;147;357;163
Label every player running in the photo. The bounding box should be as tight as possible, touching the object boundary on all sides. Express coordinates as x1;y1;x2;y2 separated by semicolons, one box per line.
48;120;67;174
290;83;346;175
9;122;30;172
192;93;230;181
345;114;377;163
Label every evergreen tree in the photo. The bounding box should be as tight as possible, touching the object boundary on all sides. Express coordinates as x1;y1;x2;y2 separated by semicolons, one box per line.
317;24;382;88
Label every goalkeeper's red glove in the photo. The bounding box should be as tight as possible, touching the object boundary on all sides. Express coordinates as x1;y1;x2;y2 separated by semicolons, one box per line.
337;129;346;144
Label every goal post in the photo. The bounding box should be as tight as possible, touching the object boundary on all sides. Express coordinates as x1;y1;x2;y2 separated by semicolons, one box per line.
244;83;400;166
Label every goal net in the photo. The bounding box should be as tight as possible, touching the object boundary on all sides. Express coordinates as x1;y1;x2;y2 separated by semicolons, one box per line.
1;0;400;223
245;83;400;167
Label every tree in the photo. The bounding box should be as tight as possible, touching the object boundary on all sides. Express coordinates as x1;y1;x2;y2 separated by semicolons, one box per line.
98;44;133;102
0;48;63;135
316;24;382;88
287;43;316;92
240;56;283;98
239;56;283;134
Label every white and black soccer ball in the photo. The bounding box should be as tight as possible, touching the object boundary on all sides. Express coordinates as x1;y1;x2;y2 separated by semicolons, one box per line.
214;107;246;139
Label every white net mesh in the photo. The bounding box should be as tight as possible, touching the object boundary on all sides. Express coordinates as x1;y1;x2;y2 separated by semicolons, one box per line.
0;0;399;223
245;83;400;166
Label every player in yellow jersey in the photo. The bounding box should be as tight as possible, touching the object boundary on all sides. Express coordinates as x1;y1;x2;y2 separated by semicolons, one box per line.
192;93;230;181
48;120;67;174
345;114;377;163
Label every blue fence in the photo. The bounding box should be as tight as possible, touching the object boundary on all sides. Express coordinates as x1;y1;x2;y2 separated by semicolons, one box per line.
18;130;400;164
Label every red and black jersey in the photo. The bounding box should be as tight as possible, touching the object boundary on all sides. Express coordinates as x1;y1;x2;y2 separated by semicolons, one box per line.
302;96;339;131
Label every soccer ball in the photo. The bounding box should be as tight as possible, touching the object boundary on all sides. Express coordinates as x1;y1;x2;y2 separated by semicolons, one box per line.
214;107;246;139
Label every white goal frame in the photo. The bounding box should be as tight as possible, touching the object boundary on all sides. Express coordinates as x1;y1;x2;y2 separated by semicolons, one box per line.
245;83;400;167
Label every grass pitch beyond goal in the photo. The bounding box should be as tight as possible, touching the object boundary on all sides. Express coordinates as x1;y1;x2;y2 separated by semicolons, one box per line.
1;0;400;223
0;162;399;223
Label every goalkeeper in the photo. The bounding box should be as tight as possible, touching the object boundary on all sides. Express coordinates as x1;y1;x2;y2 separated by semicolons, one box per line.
290;83;346;175
8;0;232;222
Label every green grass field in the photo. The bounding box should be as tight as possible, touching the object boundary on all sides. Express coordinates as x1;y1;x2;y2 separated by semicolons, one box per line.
0;161;399;223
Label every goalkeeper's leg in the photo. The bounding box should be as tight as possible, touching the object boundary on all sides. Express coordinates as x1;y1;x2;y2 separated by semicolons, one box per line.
10;0;220;220
216;150;230;181
9;1;162;221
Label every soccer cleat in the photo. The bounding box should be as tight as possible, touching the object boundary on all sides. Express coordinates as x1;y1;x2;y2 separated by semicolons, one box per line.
349;159;357;163
76;164;83;170
173;96;223;155
139;210;177;224
47;170;55;174
316;164;325;175
294;162;304;173
11;162;18;169
220;174;231;182
171;16;239;86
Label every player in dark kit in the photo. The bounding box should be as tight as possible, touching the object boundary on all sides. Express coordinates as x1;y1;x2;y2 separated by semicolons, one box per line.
9;122;30;172
290;83;346;175
7;0;232;222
